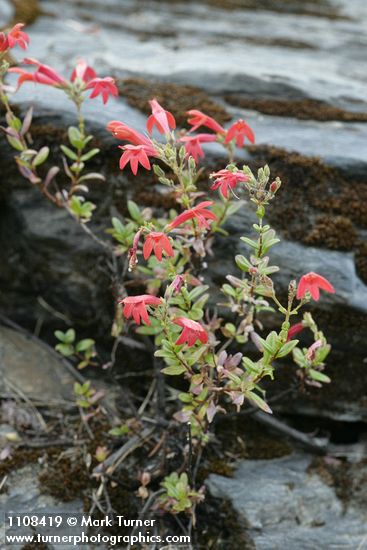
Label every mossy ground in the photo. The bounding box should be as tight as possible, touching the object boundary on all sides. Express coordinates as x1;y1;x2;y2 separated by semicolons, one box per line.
120;78;231;128
308;457;367;511
11;0;41;25
246;145;367;283
150;0;345;19
224;96;367;122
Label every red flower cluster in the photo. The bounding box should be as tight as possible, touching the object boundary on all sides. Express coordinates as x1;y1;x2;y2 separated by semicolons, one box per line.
168;201;217;230
174;317;208;347
186;109;225;134
0;23;29;52
297;272;335;301
210;169;250;199
9;58;118;104
180;109;255;163
108;101;255;173
107;120;158;175
147;99;176;135
143;232;174;261
224;119;255;147
179;133;217;163
120;295;161;325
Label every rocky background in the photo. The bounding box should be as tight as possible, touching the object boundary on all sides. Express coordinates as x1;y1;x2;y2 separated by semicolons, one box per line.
1;0;367;548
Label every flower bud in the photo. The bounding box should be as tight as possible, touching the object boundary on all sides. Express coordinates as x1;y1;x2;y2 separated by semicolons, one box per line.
288;279;297;299
270;178;281;194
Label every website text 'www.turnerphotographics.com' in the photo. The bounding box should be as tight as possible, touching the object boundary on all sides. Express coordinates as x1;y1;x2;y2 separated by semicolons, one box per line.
3;512;191;547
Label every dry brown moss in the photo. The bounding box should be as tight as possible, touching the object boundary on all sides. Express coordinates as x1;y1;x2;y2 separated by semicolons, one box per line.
0;448;42;477
308;458;367;510
246;145;367;283
11;0;41;26
305;215;357;250
197;493;255;550
215;415;292;460
151;0;346;20
224;96;367;122
120;77;231;127
355;240;367;283
39;455;91;501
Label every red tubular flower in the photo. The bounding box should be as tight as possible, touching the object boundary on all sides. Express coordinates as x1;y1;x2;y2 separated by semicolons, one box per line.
210;169;250;199
107;121;156;153
286;322;304;341
0;33;9;52
147;99;176;134
9;58;68;88
143;232;174;262
168;201;217;230
6;23;29;50
118;144;154;175
120;294;161;325
186;109;225;134
179;133;217;163
174;317;208;347
296;272;335;301
70;59;97;83
85;77;118;104
224;119;255;147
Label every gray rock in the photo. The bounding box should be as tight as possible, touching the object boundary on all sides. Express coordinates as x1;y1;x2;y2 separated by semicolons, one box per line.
0;325;76;404
3;0;365;170
0;185;113;333
207;453;367;550
0;0;13;27
0;465;107;550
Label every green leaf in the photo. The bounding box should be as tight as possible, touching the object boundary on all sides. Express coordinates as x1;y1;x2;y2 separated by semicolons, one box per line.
246;391;272;414
222;284;237;297
259;331;278;355
33;146;49;166
314;344;331;364
178;393;193;403
292;347;306;366
309;369;331;383
277;339;299;358
76;339;95;352
55;343;74;357
240;237;258;249
7;136;24;152
127;200;142;222
8;115;22;131
188;285;209;301
64;328;76;343
54;330;67;342
79;172;105;182
161;365;187;375
68;126;84;149
109;425;129;436
136;325;160;335
235;254;251;272
60;145;78;161
81;148;100;162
